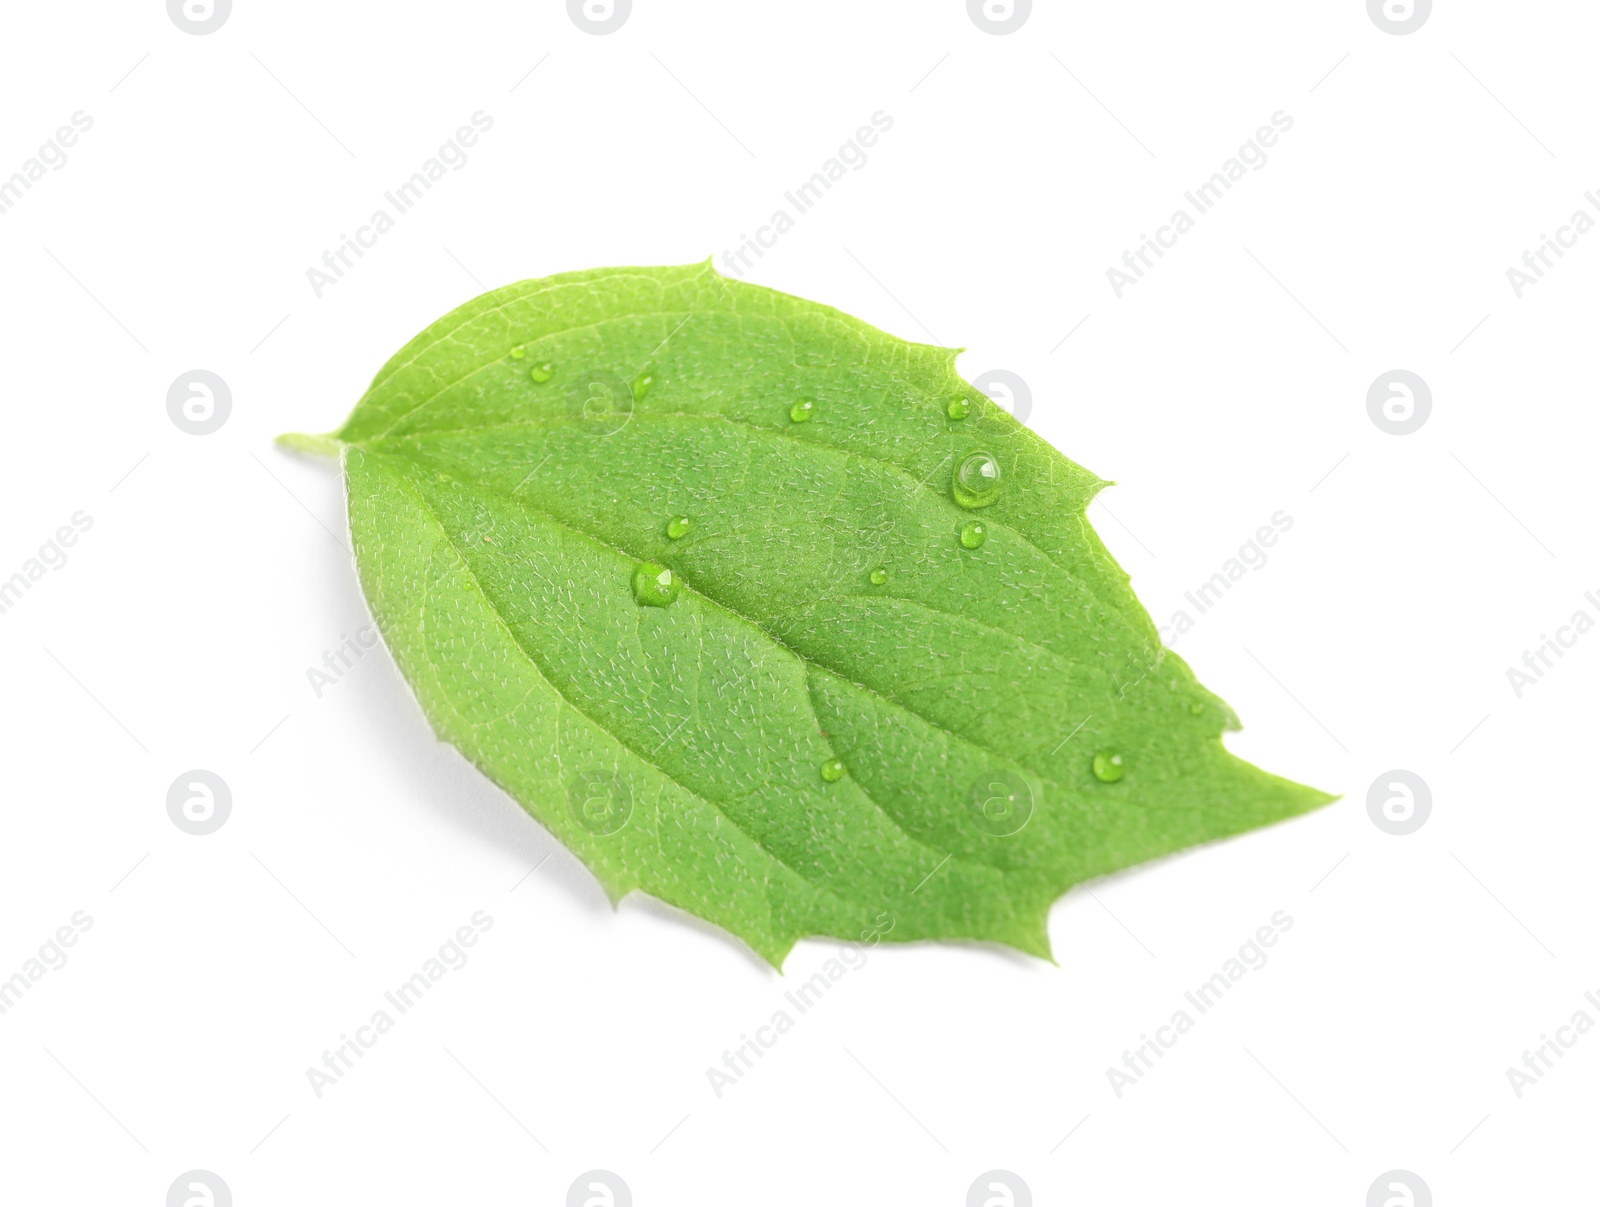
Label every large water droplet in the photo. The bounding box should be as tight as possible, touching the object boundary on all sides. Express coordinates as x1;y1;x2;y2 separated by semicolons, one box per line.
869;567;888;585
1092;750;1125;782
953;450;1003;509
820;758;846;782
790;398;816;423
530;361;555;383
959;521;987;549
946;397;971;421
633;371;655;401
666;515;692;540
632;562;680;607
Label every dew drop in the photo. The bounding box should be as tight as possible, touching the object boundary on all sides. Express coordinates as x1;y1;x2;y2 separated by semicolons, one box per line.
869;567;888;585
666;515;692;540
1189;701;1205;716
633;371;655;401
820;758;846;782
959;521;988;549
631;561;680;608
790;398;816;423
530;361;555;383
946;397;971;421
509;346;527;360
953;450;1003;509
1092;750;1126;783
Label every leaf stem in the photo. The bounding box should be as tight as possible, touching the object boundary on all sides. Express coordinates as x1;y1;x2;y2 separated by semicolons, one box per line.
275;431;343;457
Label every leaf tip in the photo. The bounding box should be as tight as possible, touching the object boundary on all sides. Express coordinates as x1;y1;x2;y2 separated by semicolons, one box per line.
1008;916;1056;964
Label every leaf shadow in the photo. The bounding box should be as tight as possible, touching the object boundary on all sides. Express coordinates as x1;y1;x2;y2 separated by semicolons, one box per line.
623;894;779;976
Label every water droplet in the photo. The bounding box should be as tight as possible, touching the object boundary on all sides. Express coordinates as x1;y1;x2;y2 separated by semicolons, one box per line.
1092;750;1125;782
790;398;816;423
509;346;527;360
1189;701;1205;715
869;567;888;586
530;361;555;383
946;397;971;421
820;758;846;782
633;371;655;401
666;515;692;540
959;521;987;549
631;561;680;608
953;450;1003;509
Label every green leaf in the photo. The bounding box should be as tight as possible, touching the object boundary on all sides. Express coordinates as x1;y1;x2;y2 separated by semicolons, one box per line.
286;261;1333;967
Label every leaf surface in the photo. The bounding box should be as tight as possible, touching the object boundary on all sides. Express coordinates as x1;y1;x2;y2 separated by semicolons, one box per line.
302;261;1332;966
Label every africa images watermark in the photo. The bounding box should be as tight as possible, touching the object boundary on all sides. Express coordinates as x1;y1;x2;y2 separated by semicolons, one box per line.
1106;111;1295;298
718;111;894;278
0;911;94;1019
306;622;383;698
1157;510;1295;646
1504;988;1600;1099
704;912;895;1098
1105;910;1294;1098
1504;192;1600;299
305;911;493;1098
1504;589;1598;698
0;511;95;618
0;111;93;218
306;111;494;298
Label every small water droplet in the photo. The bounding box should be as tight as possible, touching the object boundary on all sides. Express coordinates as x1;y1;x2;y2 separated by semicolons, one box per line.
869;567;888;585
953;450;1003;509
1092;750;1125;782
959;521;988;549
530;361;555;383
633;371;655;401
631;562;680;608
509;346;527;360
946;397;971;421
790;398;816;423
1189;701;1205;715
820;758;846;782
666;515;692;540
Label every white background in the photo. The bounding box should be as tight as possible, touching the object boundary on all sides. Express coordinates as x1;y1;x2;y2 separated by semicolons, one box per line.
0;2;1594;1203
